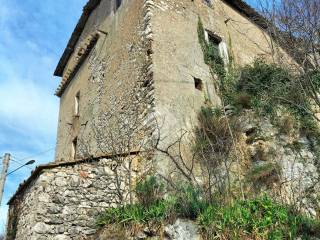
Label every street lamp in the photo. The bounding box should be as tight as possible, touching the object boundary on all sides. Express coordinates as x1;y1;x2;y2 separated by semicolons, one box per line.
6;160;36;176
0;159;36;206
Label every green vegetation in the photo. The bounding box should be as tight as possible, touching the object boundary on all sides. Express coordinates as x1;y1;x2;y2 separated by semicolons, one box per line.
96;197;176;226
135;176;164;207
198;195;320;239
197;17;320;142
246;162;280;184
97;184;207;226
216;58;320;142
97;178;320;239
198;18;226;79
222;60;305;119
173;185;208;219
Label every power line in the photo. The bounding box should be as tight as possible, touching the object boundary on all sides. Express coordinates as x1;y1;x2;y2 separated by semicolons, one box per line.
10;158;33;170
12;147;55;162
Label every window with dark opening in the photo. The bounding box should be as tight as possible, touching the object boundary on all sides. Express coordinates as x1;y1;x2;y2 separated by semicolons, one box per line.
72;137;78;160
205;30;229;65
116;0;122;10
203;0;212;7
194;78;203;91
206;30;222;46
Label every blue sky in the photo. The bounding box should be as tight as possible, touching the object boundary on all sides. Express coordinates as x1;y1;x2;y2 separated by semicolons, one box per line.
0;0;259;234
0;0;87;233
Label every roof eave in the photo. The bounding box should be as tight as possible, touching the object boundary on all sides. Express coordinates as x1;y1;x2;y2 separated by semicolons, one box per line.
54;0;102;77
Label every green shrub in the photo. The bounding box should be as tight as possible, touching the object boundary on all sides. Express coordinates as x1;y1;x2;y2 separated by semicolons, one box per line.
97;197;176;227
174;185;208;219
198;195;320;239
97;186;320;240
237;60;291;97
224;59;294;118
135;176;164;207
218;59;320;141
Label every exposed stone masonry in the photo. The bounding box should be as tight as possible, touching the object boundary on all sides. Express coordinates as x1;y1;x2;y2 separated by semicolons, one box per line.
7;157;134;240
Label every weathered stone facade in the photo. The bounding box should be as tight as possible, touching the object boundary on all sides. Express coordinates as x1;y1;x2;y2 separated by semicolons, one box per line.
6;0;304;239
55;0;155;161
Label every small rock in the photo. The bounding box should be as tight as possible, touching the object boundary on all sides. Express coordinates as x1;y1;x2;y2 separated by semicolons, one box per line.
164;219;201;240
53;234;71;240
33;222;51;234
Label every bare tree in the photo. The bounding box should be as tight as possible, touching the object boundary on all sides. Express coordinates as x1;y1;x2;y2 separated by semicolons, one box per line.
154;105;243;202
257;0;320;122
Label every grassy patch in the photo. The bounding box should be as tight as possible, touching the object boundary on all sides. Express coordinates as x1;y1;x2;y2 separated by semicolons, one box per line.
97;184;208;227
97;194;320;239
246;162;281;185
198;195;320;239
135;176;165;207
96;198;176;227
97;178;320;240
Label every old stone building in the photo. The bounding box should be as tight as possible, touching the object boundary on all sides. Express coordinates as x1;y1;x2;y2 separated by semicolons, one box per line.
6;0;299;239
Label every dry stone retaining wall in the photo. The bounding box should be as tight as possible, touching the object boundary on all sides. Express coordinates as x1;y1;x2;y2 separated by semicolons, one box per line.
7;158;132;240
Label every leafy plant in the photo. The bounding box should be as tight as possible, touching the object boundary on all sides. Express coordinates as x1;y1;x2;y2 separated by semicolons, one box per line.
174;184;208;219
98;192;320;239
135;176;164;207
97;197;176;227
198;195;320;239
198;18;225;79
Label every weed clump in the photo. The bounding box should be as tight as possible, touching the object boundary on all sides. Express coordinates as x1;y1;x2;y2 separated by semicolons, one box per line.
135;176;164;207
97;178;320;240
198;195;320;239
246;162;281;185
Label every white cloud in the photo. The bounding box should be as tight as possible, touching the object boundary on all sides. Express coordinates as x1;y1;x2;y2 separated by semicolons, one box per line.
0;79;58;137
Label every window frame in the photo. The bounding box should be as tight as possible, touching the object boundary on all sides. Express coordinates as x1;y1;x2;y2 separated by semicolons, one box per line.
74;91;80;117
205;29;229;65
72;137;78;160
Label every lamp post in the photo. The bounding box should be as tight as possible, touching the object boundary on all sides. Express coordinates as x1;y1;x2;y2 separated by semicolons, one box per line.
0;159;35;206
6;160;35;176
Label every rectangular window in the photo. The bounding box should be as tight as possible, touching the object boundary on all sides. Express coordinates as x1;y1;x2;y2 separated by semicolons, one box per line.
205;30;229;65
72;137;78;160
115;0;122;10
74;91;80;116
